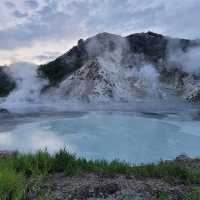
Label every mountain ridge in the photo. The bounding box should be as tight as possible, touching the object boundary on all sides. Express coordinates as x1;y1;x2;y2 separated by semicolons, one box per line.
37;31;200;103
38;31;200;84
1;31;200;103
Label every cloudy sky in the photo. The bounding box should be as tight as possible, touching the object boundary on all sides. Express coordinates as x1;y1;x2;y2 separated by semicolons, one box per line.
0;0;200;65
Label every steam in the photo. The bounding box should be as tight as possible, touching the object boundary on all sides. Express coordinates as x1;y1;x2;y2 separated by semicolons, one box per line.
133;65;163;98
1;34;200;108
2;62;48;105
86;33;128;73
165;42;200;102
169;47;200;75
56;34;166;102
86;33;128;58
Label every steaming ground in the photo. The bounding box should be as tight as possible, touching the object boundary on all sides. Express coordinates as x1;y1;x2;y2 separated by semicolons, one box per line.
1;61;200;164
0;61;166;111
53;33;167;102
2;32;200;107
2;38;200;107
0;63;198;114
1;62;47;105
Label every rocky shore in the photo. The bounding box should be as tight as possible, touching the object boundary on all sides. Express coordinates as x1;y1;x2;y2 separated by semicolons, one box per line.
28;171;191;200
26;155;200;200
0;149;200;199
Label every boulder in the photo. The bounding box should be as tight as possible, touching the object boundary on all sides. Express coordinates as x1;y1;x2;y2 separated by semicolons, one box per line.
175;154;191;162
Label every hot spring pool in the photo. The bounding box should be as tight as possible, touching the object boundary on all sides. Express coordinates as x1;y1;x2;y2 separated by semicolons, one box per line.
0;111;200;164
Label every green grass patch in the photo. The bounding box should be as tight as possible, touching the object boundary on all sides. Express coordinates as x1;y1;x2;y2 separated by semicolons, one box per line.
184;187;200;200
0;149;200;199
0;166;25;199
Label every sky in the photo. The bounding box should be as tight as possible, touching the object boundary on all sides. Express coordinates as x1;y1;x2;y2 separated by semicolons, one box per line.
0;0;200;65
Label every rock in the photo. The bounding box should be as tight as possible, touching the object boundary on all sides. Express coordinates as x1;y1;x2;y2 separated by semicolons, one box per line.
55;60;115;101
93;183;120;197
0;150;17;158
28;172;191;200
175;155;191;162
175;155;200;169
186;88;200;103
126;31;168;63
71;183;120;199
0;67;16;97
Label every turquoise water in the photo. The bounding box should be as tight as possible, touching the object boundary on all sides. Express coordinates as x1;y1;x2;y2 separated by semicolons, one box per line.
0;111;200;164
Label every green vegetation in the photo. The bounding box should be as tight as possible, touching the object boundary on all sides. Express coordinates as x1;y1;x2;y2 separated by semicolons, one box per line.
185;187;200;200
0;167;25;199
38;57;83;86
0;150;200;199
157;192;169;200
0;67;16;97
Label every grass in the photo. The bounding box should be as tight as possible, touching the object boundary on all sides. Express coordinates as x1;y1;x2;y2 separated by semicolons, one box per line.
185;187;200;200
0;167;25;199
0;149;200;199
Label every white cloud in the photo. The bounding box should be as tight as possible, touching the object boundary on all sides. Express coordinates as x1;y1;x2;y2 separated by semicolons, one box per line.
0;0;200;64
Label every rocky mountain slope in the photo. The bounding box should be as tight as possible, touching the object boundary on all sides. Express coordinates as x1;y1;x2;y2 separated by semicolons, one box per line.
1;32;200;103
37;32;200;103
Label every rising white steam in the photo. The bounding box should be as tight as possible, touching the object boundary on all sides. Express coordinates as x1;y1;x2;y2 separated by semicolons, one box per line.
86;33;128;61
2;62;48;106
133;65;163;98
169;47;200;75
2;34;200;109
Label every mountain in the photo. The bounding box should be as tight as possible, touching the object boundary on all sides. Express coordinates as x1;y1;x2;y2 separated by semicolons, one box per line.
1;31;200;103
37;32;200;103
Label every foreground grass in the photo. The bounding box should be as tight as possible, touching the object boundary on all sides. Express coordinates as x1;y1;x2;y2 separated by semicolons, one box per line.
0;150;200;199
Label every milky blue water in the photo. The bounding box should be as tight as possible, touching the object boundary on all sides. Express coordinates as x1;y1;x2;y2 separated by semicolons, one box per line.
0;110;200;164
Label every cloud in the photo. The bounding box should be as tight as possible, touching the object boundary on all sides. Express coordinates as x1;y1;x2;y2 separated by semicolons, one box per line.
24;0;39;9
34;51;61;62
4;1;15;9
13;10;28;18
0;0;200;64
0;0;88;50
